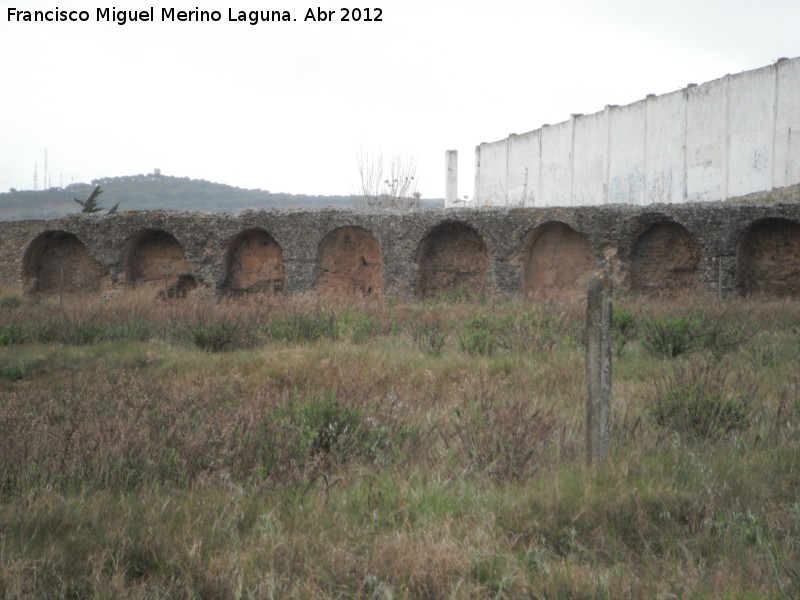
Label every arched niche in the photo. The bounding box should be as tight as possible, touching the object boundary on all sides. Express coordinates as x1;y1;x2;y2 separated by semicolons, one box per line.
125;229;197;297
316;226;383;297
23;230;106;295
735;218;800;297
629;221;700;296
222;229;285;294
415;222;489;298
523;221;596;302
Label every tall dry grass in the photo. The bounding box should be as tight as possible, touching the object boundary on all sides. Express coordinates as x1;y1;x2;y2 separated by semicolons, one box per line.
1;287;800;597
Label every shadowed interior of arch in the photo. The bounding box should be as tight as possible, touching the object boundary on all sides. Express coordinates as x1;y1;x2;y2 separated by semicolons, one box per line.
523;222;596;302
125;229;197;296
316;226;383;297
222;229;285;294
415;222;488;298
630;221;700;296
736;218;800;297
23;230;107;295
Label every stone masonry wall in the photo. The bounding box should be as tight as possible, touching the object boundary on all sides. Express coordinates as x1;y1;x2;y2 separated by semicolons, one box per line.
3;200;800;300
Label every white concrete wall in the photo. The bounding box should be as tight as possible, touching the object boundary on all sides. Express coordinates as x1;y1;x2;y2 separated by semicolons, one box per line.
608;101;646;204
774;57;800;189
541;121;573;206
645;90;685;204
572;111;606;206
471;57;800;207
474;138;507;206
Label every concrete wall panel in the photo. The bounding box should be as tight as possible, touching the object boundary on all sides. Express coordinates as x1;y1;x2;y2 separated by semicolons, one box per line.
507;131;539;207
645;90;685;204
728;65;775;197
775;58;800;188
608;102;646;204
474;139;507;206
686;78;727;202
540;122;573;206
572;113;606;206
472;57;800;207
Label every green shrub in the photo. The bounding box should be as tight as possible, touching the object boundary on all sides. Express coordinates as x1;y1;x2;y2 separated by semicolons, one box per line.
65;322;107;345
297;394;368;455
458;315;520;356
642;317;700;357
264;312;339;342
512;311;562;352
34;320;107;345
459;321;497;356
337;307;379;344
256;392;392;476
0;323;29;346
0;361;31;381
192;321;238;352
651;362;754;439
696;317;745;358
349;314;377;344
642;315;744;359
429;287;476;304
412;321;446;356
105;320;153;342
612;307;637;355
0;294;22;309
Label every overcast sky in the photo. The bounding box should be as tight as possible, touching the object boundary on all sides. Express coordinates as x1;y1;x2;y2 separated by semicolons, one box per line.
1;0;798;200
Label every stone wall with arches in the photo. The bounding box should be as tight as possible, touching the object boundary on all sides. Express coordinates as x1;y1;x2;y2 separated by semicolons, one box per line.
3;200;800;301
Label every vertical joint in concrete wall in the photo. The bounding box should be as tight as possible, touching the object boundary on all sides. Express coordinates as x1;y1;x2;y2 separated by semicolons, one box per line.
683;98;689;200
604;105;612;204
771;62;780;190
723;74;731;201
569;115;578;205
642;97;650;205
473;146;482;206
445;150;458;208
586;273;612;467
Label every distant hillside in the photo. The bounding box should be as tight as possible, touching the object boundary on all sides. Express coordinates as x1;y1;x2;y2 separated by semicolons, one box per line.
0;174;443;220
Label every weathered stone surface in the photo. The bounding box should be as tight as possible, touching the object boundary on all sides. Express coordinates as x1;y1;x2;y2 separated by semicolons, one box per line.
222;228;285;294
629;221;701;296
735;218;800;297
586;274;612;467
415;221;489;298
522;221;596;302
22;231;107;294
317;226;383;298
2;200;800;299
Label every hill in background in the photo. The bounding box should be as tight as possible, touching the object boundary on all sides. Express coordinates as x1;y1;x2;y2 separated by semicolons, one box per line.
0;174;443;220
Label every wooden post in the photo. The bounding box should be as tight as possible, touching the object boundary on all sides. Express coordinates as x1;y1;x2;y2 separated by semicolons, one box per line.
586;274;612;467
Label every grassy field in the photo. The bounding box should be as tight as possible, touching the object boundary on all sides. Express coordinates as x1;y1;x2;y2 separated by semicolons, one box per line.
0;288;799;598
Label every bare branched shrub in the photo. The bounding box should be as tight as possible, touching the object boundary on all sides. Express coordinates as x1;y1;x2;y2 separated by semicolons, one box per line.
352;147;420;209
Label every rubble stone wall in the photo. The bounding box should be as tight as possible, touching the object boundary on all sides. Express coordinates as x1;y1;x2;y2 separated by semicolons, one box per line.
3;201;800;300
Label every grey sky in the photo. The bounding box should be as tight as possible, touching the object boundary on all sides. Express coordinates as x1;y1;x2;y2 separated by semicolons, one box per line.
1;0;798;199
